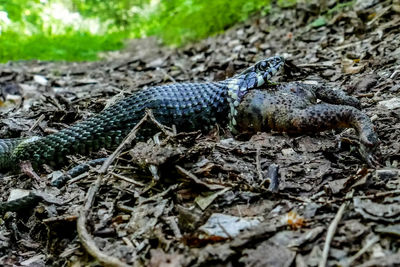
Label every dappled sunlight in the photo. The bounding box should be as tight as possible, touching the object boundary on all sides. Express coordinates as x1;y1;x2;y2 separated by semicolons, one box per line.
1;1;105;35
41;2;104;34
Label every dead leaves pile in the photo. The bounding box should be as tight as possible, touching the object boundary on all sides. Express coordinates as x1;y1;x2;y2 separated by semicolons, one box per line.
1;0;400;266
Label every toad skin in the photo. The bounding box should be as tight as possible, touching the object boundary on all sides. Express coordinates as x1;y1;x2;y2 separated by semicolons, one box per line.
235;82;380;165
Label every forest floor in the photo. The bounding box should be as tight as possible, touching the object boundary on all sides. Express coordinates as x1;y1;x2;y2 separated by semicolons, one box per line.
1;1;400;266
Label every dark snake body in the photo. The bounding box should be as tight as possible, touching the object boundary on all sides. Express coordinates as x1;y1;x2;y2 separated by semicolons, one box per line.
0;56;285;170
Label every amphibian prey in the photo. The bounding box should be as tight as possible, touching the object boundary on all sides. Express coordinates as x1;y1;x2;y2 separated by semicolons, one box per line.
0;56;379;173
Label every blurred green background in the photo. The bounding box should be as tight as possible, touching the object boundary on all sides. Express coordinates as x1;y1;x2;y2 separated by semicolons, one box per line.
0;0;276;62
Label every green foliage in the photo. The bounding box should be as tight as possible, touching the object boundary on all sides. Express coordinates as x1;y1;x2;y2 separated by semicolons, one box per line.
0;31;124;62
327;0;355;15
277;0;296;8
309;17;327;28
0;0;41;25
307;1;354;28
0;0;127;62
72;0;152;29
141;0;271;45
0;0;281;62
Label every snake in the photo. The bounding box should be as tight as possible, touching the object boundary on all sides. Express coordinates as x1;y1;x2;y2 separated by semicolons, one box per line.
0;56;285;171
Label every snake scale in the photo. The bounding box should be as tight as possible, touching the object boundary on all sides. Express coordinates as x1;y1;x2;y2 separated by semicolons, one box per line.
0;56;287;171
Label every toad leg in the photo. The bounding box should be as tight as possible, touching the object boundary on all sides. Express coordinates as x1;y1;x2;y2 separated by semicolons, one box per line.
236;93;380;165
279;104;379;166
315;85;361;108
285;104;378;145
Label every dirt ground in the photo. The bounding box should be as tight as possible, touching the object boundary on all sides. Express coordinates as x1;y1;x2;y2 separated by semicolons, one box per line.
1;1;400;266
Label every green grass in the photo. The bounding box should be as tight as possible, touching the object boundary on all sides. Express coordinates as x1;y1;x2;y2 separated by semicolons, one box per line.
0;0;273;62
0;31;125;62
0;0;355;62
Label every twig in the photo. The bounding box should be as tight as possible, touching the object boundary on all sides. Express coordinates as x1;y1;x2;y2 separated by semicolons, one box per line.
77;209;129;267
296;61;337;68
77;109;179;264
147;108;175;137
43;215;78;224
176;165;225;190
217;221;233;239
20;161;41;182
111;172;145;187
341;235;380;267
98;110;151;174
67;172;89;185
139;184;178;205
28;114;45;132
366;5;391;27
77;172;129;267
319;190;354;267
356;93;375;98
77;111;151;267
390;69;400;80
157;67;176;83
333;40;364;51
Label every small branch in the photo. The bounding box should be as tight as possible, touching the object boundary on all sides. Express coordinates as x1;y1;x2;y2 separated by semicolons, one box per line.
139;184;178;205
28;114;45;132
67;172;89;186
77;172;128;266
77;210;130;267
111;172;145;187
77;111;151;266
77;110;178;265
341;235;379;267
147;109;175;137
157;67;176;83
20;161;41;182
366;5;391;26
319;190;354;267
98;110;150;174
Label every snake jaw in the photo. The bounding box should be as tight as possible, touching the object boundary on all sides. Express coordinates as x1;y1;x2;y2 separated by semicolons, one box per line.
227;56;285;132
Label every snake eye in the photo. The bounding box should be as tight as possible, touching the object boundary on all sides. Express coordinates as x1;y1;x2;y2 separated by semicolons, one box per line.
258;61;268;71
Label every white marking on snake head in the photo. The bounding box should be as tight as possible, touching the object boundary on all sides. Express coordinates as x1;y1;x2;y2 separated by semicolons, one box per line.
231;92;238;100
257;75;265;86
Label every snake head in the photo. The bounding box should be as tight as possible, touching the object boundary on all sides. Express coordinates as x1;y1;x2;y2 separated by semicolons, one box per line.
235;56;285;89
227;56;285;130
257;55;285;82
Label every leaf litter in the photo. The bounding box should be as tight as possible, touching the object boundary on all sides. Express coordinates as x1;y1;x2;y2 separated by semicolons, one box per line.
1;1;400;266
